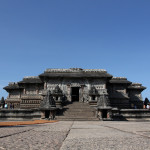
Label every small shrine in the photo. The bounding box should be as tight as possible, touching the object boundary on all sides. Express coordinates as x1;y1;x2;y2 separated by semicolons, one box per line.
40;90;57;120
97;91;112;120
51;86;63;108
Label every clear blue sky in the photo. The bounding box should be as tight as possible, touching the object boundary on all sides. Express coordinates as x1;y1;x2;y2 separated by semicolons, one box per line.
0;0;150;100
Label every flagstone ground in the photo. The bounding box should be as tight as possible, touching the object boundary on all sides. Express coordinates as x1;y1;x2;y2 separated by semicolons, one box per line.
0;121;150;150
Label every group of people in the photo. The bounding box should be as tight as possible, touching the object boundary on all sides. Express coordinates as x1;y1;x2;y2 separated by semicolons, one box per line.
0;97;15;109
1;103;14;109
131;98;150;109
9;103;14;109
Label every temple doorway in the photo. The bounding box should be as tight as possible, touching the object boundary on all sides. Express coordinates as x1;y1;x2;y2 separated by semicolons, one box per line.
71;87;79;102
45;110;50;118
102;110;107;118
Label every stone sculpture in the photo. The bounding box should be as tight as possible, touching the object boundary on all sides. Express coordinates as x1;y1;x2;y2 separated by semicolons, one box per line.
40;90;56;120
97;93;110;108
40;90;56;109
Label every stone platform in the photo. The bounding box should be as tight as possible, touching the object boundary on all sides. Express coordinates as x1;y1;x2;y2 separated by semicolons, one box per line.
1;121;150;150
0;109;41;120
1;107;150;121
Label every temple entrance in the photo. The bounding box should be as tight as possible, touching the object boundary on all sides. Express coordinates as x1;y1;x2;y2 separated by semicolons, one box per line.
45;110;50;118
102;110;107;118
71;87;79;102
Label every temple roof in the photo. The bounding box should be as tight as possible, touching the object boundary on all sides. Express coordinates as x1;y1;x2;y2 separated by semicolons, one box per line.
109;91;129;99
39;68;113;78
18;76;43;84
3;82;23;91
128;83;146;90
109;77;131;84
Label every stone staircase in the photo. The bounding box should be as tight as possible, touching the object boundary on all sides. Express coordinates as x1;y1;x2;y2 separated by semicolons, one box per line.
56;102;99;121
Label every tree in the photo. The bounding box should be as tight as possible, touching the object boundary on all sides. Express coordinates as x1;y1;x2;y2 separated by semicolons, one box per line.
0;97;5;108
144;98;149;108
1;97;4;102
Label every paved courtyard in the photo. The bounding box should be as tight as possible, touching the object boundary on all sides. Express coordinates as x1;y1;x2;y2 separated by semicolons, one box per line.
0;121;150;150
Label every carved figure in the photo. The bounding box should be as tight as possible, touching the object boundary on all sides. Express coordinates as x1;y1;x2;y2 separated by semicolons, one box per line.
97;94;110;107
89;86;98;95
53;85;62;94
40;90;56;109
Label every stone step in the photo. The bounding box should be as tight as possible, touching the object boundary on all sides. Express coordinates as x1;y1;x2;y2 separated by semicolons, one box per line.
63;114;94;117
65;102;89;105
64;105;91;108
67;102;88;104
64;108;93;110
57;116;98;119
66;103;89;105
64;107;91;109
63;112;95;116
63;111;94;115
64;104;94;108
58;102;98;121
63;115;95;118
63;111;94;114
56;117;99;121
57;119;99;121
63;109;94;112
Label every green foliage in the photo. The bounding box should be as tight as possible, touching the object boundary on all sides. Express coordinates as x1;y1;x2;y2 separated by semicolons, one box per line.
0;97;5;103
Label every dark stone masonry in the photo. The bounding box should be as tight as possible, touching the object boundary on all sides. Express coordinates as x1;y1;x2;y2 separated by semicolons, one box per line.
1;68;148;121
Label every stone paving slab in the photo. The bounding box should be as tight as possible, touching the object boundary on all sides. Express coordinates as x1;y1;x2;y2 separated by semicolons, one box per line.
100;121;150;133
60;136;150;150
33;121;73;132
0;126;33;138
1;121;150;150
60;121;150;150
0;129;67;150
0;122;73;150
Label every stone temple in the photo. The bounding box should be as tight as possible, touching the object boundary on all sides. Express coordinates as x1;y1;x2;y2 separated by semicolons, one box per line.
3;68;147;120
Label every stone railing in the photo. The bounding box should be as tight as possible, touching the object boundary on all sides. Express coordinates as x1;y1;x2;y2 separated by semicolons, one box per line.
45;68;107;73
23;76;40;79
131;83;142;87
112;77;127;80
5;98;21;102
21;94;42;100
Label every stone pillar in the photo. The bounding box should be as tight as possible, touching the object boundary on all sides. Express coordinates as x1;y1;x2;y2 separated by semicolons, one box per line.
97;110;102;120
107;111;110;119
104;84;106;89
107;110;112;120
44;82;47;90
79;87;81;102
49;110;56;120
19;90;21;98
80;85;84;102
23;88;26;94
67;85;71;101
41;111;45;119
36;85;39;94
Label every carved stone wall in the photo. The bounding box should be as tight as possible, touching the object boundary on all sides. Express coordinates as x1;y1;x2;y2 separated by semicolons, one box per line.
26;84;38;95
46;78;107;102
110;84;127;94
9;90;21;98
128;90;142;101
4;69;145;110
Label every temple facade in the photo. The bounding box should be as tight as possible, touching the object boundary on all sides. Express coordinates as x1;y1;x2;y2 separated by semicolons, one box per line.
4;68;146;111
